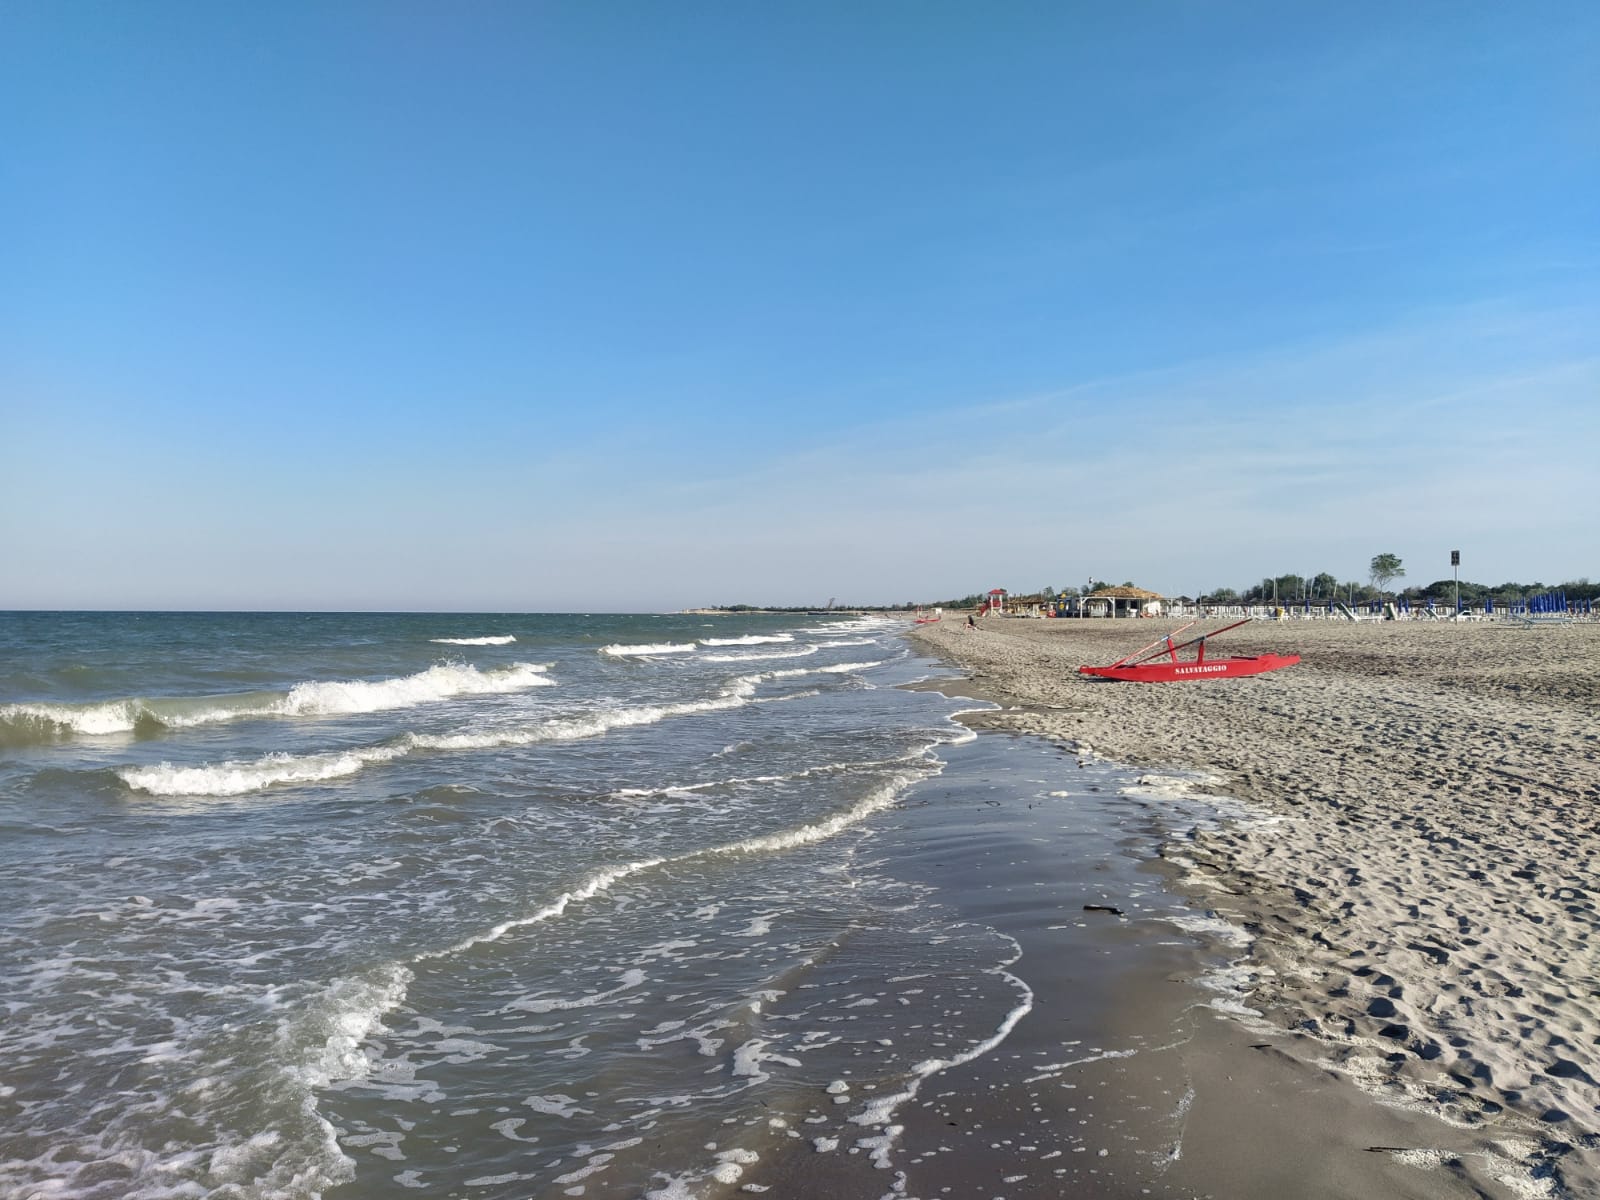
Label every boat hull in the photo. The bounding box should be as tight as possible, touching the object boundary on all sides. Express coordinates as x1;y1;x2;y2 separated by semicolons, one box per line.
1078;653;1300;682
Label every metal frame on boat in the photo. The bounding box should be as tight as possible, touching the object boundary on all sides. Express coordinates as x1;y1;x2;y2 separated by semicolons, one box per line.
1079;618;1300;682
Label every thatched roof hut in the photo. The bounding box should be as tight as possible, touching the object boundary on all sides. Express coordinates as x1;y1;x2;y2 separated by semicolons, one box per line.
1085;585;1165;618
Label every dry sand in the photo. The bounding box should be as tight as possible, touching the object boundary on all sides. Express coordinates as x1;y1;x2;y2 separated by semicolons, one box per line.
909;615;1600;1197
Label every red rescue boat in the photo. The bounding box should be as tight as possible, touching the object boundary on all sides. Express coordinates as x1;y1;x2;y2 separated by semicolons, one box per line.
1079;618;1299;682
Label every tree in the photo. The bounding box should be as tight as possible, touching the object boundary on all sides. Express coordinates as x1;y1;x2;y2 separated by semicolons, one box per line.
1369;553;1405;594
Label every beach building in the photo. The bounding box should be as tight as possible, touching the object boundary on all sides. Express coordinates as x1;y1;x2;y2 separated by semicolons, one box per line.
1084;585;1166;618
980;588;1008;615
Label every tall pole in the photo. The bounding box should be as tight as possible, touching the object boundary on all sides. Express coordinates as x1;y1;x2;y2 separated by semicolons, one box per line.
1452;549;1461;619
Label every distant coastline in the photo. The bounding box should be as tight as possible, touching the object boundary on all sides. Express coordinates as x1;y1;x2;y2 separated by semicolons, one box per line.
678;606;882;615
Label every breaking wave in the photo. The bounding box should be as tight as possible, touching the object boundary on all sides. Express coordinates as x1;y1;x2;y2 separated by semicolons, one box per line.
117;662;889;798
0;663;555;746
599;643;698;657
701;647;819;663
430;635;517;646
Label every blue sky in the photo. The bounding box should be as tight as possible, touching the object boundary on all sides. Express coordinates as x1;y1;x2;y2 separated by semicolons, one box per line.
4;3;1596;610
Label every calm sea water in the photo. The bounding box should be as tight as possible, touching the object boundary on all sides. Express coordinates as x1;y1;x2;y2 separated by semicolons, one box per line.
0;611;1238;1199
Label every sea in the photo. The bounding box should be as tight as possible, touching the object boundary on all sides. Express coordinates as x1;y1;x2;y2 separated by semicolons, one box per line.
0;611;1245;1200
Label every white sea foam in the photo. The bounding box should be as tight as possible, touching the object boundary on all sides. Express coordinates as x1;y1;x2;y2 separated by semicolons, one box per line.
119;744;415;797
4;617;966;1199
600;642;698;657
121;690;753;797
425;761;932;966
120;662;884;798
0;698;153;738
847;935;1034;1170
1194;963;1264;1019
276;662;554;715
701;646;819;663
407;688;760;754
1161;909;1253;951
699;635;794;646
522;1094;593;1119
767;660;886;679
1025;1046;1139;1082
171;961;415;1200
604;754;921;804
710;768;922;858
268;751;939;1194
426;860;670;959
430;635;517;645
2;662;553;743
286;963;414;1091
729;1037;800;1080
503;968;647;1013
359;745;935;1190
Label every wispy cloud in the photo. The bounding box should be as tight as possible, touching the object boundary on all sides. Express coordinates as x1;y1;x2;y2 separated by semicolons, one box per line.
585;297;1600;603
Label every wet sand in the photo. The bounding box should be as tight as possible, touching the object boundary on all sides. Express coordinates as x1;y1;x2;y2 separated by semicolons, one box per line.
742;731;1255;1198
908;615;1600;1198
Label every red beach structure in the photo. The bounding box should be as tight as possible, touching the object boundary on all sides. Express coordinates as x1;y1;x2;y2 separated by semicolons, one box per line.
1079;618;1300;682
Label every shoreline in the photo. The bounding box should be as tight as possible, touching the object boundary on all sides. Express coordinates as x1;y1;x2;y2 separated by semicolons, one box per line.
740;727;1264;1197
907;616;1600;1197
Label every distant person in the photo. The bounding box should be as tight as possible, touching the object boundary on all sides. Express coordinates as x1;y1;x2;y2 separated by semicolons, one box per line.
967;614;977;631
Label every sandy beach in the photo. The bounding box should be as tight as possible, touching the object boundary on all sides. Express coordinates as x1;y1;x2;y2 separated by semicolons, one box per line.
909;615;1600;1197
